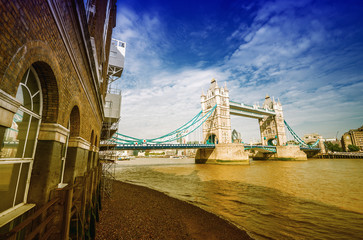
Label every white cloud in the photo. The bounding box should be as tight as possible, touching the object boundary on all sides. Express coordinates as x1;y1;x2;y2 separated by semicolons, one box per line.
114;1;363;143
113;6;170;89
220;2;363;140
118;68;221;139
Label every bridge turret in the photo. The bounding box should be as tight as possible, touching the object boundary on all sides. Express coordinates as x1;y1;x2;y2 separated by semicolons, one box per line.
263;95;273;110
201;89;206;111
201;78;231;144
259;96;287;146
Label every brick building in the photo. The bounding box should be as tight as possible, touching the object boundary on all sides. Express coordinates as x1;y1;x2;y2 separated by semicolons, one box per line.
341;125;363;151
0;0;118;239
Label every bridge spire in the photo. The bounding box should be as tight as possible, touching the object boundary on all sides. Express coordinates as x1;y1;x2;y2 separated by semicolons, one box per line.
224;82;228;91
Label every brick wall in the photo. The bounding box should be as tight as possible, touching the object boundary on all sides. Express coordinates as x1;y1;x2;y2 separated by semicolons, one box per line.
0;0;116;143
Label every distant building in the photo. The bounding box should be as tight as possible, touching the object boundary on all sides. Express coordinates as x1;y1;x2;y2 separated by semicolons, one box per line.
341;125;363;151
303;133;322;145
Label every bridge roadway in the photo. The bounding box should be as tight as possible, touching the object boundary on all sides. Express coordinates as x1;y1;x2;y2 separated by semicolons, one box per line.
229;100;276;119
114;143;320;152
115;144;216;150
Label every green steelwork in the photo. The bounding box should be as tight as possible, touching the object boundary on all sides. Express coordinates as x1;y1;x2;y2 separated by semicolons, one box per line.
284;120;320;148
114;143;216;150
244;145;277;153
112;104;217;145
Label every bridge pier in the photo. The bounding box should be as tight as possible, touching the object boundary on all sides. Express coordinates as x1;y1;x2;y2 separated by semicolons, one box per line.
195;143;250;164
253;145;307;160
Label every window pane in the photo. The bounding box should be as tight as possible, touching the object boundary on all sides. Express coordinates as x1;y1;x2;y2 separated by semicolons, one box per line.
0;111;30;158
0;163;20;213
32;92;40;114
26;69;39;97
20;69;29;84
15;163;30;205
16;85;32;111
15;84;24;106
24;117;39;158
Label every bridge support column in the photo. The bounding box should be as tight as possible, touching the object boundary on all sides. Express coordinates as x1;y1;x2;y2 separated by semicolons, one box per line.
275;146;307;160
257;145;306;160
195;143;249;164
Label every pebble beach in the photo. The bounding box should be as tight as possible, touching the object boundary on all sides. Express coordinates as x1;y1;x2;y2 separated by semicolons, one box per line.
96;180;252;239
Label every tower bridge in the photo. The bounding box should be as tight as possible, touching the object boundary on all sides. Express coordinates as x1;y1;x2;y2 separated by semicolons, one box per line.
200;78;287;147
110;78;321;163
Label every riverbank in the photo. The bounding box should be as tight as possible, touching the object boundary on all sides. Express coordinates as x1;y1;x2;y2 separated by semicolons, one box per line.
96;180;252;240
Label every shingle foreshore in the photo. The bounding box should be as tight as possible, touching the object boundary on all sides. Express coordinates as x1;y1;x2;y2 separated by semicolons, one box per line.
96;180;252;240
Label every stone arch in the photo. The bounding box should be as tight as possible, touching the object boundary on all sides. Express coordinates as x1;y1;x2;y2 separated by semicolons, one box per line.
1;41;61;123
32;62;59;123
206;134;217;144
90;130;95;147
69;106;81;137
94;135;98;148
62;105;82;183
64;95;83;137
267;138;277;146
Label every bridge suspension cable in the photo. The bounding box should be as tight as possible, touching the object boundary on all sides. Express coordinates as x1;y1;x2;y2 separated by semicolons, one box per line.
111;104;217;145
284;120;320;148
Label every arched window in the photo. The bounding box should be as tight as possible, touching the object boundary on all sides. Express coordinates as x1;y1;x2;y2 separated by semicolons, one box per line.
0;67;42;215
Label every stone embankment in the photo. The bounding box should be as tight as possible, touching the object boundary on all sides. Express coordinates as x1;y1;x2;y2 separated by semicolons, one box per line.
318;152;363;159
96;180;252;240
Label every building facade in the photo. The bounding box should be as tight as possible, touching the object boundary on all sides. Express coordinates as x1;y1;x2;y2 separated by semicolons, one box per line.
341;126;363;151
303;133;322;145
0;0;118;239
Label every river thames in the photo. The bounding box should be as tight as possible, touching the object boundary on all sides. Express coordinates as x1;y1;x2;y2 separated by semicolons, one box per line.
114;158;363;239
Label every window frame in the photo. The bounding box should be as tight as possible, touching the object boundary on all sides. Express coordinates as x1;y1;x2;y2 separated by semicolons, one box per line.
58;121;70;188
0;66;43;217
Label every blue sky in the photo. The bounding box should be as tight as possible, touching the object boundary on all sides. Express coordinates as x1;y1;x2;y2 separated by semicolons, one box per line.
112;0;363;143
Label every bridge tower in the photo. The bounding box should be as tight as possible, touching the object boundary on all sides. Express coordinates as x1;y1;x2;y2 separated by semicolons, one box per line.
259;95;287;146
201;79;232;144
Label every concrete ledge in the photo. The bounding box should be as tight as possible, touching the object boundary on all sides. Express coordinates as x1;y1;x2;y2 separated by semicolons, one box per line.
0;89;21;127
38;123;70;143
195;143;249;165
0;204;35;228
91;145;99;152
68;137;91;150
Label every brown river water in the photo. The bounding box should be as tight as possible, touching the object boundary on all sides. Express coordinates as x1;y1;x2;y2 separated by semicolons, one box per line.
114;158;363;239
